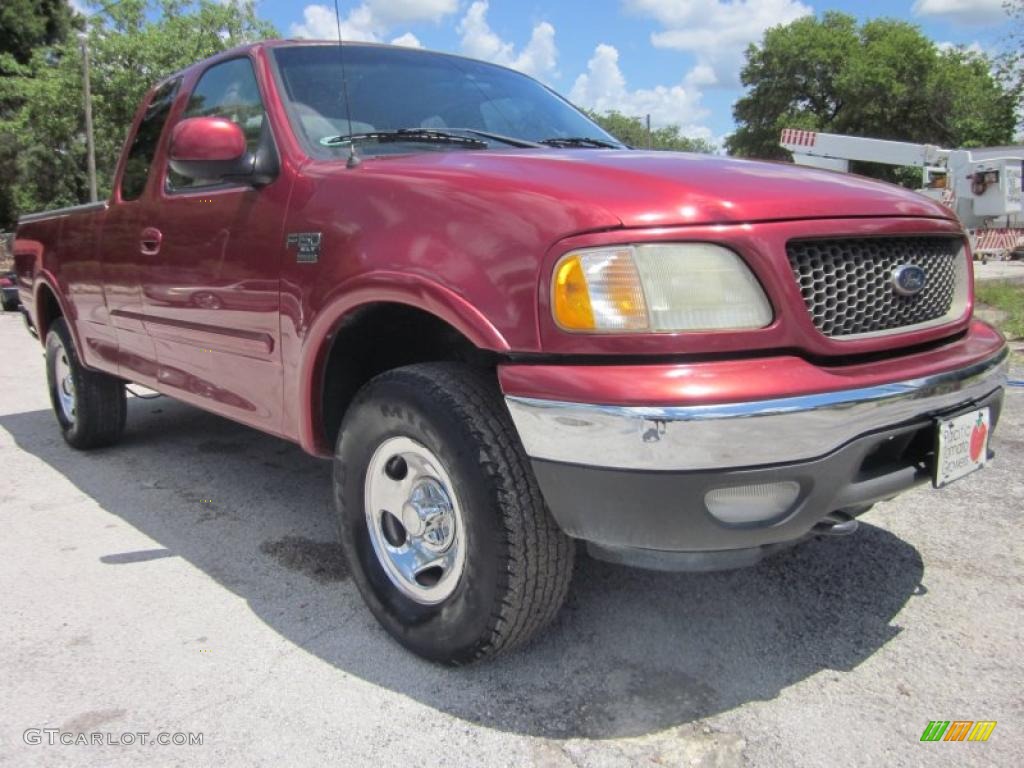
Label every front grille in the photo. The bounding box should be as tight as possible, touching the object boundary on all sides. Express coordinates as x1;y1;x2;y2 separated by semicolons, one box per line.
786;236;963;338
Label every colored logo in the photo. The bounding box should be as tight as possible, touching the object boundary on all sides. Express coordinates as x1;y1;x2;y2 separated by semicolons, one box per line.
892;264;927;296
969;413;988;462
920;721;997;742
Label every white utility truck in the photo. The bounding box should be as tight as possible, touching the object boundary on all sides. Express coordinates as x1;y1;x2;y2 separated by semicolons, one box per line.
780;129;1024;262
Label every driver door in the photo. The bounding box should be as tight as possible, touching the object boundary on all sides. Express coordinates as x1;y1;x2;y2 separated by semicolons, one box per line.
140;56;290;434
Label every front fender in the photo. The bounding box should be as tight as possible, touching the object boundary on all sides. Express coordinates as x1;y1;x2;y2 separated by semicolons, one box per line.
294;270;510;455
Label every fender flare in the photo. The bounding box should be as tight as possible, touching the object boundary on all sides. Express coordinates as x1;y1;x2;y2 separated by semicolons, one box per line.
296;271;510;455
33;271;81;352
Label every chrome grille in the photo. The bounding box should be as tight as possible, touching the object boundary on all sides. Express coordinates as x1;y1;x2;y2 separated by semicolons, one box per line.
786;237;963;338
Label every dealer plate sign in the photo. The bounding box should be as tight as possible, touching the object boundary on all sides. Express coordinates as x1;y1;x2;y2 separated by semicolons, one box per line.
934;408;990;488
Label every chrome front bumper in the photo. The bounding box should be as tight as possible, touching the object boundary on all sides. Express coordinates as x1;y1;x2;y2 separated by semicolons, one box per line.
505;346;1009;471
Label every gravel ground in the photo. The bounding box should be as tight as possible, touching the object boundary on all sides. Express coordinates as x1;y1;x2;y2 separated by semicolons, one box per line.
0;310;1021;767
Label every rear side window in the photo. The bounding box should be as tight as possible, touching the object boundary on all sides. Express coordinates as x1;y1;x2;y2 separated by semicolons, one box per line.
120;78;180;201
168;57;266;190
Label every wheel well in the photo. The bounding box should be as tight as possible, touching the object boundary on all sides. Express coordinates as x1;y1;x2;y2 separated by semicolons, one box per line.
36;284;62;340
319;303;497;449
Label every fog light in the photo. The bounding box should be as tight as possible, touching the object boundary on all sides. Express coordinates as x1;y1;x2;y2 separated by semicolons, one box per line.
704;481;801;525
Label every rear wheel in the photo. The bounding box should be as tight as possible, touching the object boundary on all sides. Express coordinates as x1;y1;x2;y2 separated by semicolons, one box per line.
334;363;574;664
45;318;126;449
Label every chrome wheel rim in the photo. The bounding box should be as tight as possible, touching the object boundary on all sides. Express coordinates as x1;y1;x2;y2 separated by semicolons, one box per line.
364;436;466;605
54;342;76;424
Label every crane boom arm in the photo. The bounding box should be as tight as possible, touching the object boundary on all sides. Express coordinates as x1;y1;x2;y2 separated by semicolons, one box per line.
780;129;949;168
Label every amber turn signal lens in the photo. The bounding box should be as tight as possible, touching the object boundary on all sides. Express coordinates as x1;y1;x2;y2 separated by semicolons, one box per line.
553;255;595;330
552;249;650;332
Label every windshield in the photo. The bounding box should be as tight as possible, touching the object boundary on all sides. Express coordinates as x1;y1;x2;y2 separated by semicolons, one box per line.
270;44;622;157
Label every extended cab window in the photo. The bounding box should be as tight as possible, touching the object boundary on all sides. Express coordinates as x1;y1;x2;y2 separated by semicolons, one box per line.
120;78;180;201
168;57;266;190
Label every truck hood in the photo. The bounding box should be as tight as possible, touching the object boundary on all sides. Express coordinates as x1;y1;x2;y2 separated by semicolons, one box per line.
364;148;955;228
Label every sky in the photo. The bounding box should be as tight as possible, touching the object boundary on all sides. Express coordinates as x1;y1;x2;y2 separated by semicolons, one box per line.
88;1;1018;145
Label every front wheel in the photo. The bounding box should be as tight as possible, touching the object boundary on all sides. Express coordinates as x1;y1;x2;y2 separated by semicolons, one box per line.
45;318;126;449
334;363;574;664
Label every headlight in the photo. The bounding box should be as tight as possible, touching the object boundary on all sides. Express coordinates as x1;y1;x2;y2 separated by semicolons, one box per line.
552;243;773;333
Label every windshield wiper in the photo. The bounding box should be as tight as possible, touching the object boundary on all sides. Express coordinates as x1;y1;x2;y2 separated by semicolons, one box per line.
320;128;487;149
539;136;622;149
446;128;545;148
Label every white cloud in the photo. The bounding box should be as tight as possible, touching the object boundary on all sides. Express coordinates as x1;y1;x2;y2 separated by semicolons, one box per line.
913;0;1008;25
626;0;813;88
457;1;558;81
290;1;457;42
570;43;711;138
369;0;457;25
291;4;377;41
390;32;423;48
936;39;987;56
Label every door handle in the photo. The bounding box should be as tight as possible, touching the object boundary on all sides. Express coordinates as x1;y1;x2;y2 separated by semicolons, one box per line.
140;227;163;256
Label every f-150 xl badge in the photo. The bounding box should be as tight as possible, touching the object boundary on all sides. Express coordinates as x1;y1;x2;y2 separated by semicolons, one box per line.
286;232;322;263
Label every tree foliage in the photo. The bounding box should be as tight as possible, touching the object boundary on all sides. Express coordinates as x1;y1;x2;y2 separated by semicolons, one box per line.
0;0;75;67
0;0;78;228
999;0;1024;136
726;12;1018;178
0;1;277;229
584;109;716;153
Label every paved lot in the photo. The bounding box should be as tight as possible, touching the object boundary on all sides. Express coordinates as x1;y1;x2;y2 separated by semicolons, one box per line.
974;258;1024;282
0;310;1021;767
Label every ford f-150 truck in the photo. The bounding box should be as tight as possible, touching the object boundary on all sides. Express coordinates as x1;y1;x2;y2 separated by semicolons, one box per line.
13;41;1008;664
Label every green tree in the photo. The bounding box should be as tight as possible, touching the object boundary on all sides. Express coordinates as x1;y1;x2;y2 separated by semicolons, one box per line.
726;13;1017;179
0;0;277;229
0;0;74;66
584;109;716;153
0;0;78;229
998;0;1023;136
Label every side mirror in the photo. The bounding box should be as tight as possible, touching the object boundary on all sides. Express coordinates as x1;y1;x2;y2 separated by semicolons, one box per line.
169;117;253;182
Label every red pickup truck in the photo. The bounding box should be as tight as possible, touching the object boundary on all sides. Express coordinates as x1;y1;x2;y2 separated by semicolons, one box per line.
14;41;1008;663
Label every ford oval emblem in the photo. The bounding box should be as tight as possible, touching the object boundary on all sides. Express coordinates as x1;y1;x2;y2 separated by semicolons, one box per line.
892;264;927;296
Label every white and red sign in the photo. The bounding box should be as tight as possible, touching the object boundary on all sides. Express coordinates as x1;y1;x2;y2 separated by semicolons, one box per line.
935;408;990;488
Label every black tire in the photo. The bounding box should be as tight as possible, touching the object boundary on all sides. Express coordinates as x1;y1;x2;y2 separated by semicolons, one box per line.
1;297;17;312
334;362;574;664
45;317;126;449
